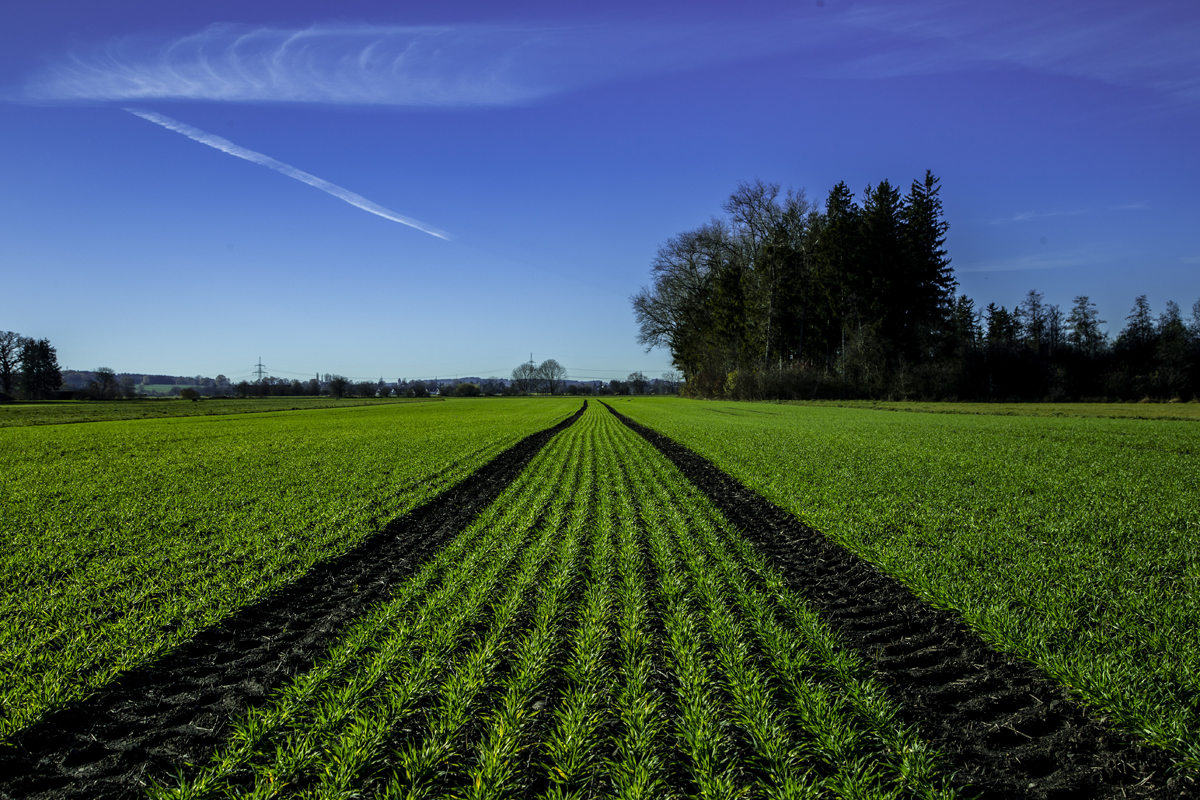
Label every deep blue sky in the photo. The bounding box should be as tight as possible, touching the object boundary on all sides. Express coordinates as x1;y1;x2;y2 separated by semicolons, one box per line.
2;0;1197;383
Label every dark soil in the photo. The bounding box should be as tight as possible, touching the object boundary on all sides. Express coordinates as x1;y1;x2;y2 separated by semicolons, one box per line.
0;402;586;800
604;402;1195;800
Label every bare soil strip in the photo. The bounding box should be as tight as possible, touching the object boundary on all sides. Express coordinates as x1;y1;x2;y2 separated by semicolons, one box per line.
604;402;1192;800
0;403;586;800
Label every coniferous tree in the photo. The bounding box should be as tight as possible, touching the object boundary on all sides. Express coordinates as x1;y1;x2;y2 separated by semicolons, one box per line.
1117;295;1156;350
19;338;62;400
812;182;862;368
859;179;905;352
900;171;956;359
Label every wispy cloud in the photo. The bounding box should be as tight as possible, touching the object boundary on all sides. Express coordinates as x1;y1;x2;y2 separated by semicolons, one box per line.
19;4;1200;108
989;208;1087;225
23;21;803;107
126;108;449;238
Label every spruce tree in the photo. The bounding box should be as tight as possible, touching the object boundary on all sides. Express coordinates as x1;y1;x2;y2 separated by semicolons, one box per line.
19;338;62;400
900;171;955;360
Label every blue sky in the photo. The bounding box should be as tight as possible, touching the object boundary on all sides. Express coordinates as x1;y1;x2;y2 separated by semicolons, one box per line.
2;0;1198;384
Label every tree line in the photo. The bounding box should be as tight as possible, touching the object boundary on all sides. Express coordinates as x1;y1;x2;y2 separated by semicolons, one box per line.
0;331;63;401
633;175;1200;401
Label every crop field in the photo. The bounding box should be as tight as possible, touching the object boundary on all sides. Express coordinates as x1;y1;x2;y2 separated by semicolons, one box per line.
778;399;1200;422
0;396;428;428
0;398;576;738
619;397;1200;773
149;402;958;800
3;396;1193;798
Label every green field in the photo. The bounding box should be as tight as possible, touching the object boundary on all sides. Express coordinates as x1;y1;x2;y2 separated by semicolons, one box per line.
4;394;1194;795
0;398;577;737
620;397;1200;770
0;396;430;428
153;403;959;800
779;399;1200;422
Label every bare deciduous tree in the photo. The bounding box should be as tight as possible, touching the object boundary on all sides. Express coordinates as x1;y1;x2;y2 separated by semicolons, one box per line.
511;361;539;393
536;359;568;394
0;331;22;395
91;367;119;399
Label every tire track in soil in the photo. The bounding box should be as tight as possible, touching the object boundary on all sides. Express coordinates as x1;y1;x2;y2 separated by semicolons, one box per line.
604;402;1193;800
0;402;587;800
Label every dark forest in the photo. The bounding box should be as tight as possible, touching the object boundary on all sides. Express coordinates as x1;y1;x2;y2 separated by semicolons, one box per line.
633;174;1200;402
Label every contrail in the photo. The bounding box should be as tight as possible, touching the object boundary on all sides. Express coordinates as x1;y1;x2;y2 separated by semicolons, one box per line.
125;108;450;239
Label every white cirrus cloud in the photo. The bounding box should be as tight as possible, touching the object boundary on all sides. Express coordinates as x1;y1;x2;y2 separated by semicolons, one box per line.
18;5;1200;107
23;21;806;107
126;107;450;238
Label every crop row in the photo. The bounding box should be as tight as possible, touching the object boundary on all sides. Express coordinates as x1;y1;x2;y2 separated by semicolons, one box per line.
619;397;1200;772
0;398;578;739
154;403;961;799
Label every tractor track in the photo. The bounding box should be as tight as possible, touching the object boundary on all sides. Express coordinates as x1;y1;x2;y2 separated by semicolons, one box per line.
604;401;1192;800
0;403;586;800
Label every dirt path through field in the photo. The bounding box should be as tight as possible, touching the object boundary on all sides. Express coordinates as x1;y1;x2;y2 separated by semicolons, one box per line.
604;402;1188;799
0;403;586;800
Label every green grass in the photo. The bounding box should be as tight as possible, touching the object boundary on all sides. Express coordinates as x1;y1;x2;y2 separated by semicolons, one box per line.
152;403;961;799
778;398;1200;421
0;396;434;427
0;398;577;739
620;396;1200;772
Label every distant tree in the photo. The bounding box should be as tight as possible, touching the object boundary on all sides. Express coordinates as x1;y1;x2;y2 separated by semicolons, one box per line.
0;331;21;395
1044;304;1065;357
454;382;482;397
609;379;630;395
947;295;981;354
19;338;62;400
235;380;251;397
306;378;320;396
660;370;683;394
627;371;648;394
511;362;539;393
1117;295;1156;350
329;376;349;398
407;381;430;398
1017;290;1048;355
1156;300;1190;396
1066;296;1106;357
355;380;376;398
119;374;138;399
984;304;1019;349
179;387;201;401
536;359;568;394
89;367;120;400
